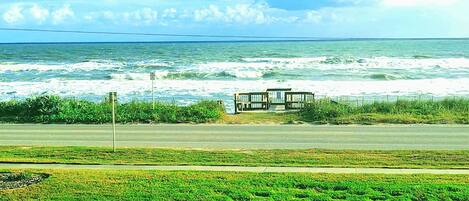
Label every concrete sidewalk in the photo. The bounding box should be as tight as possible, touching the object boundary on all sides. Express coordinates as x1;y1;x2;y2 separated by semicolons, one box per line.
1;163;468;174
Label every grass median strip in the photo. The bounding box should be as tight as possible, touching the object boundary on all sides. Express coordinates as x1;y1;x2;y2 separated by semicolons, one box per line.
1;169;468;200
0;146;467;169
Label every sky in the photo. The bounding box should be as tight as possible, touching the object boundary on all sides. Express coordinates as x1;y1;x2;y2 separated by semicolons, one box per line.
1;0;469;42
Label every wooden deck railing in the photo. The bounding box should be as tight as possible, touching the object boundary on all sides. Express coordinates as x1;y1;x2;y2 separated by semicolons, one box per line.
234;92;269;113
234;91;314;113
285;92;315;110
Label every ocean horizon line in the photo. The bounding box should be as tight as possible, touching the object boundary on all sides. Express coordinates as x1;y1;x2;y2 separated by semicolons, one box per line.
1;37;469;45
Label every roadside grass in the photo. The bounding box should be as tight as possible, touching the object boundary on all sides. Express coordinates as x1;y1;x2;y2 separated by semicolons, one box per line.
1;169;468;200
220;99;469;125
2;95;469;124
0;96;224;124
0;147;467;169
220;112;301;124
334;113;469;125
300;98;469;124
220;98;469;125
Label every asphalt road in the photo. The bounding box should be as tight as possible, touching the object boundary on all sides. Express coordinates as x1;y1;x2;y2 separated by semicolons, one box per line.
0;124;468;150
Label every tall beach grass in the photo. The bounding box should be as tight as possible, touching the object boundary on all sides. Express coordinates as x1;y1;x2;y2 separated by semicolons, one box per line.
300;98;469;124
0;95;225;124
1;95;469;124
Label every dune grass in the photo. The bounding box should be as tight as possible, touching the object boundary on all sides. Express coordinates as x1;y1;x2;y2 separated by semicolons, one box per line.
0;146;467;169
1;96;469;124
1;169;468;200
0;96;224;124
300;98;469;124
219;98;469;124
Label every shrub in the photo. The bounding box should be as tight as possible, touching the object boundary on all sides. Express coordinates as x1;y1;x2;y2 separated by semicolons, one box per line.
300;100;351;122
3;173;34;182
0;100;24;117
25;96;62;116
0;96;225;124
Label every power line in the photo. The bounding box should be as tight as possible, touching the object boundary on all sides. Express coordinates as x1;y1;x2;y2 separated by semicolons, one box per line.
0;27;320;40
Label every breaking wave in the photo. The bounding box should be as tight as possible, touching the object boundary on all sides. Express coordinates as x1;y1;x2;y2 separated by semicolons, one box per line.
0;60;125;72
240;57;469;69
3;78;469;100
133;60;173;68
3;57;469;81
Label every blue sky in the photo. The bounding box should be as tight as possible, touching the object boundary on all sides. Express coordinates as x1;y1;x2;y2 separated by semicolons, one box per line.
1;0;469;42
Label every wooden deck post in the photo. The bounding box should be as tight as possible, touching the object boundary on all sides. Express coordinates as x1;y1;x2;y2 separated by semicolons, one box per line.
284;92;288;110
248;94;251;110
234;93;238;114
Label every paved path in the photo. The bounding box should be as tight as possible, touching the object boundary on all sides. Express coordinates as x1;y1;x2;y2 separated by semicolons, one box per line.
1;124;468;150
1;163;468;174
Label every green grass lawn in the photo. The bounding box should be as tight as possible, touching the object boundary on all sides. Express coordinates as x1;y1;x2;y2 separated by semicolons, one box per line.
1;146;467;169
1;169;468;200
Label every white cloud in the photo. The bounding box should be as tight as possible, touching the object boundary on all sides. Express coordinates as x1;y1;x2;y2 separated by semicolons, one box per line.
29;4;49;24
102;11;115;20
51;4;74;24
194;5;223;22
305;10;322;23
162;8;177;19
83;15;93;22
90;8;159;26
193;4;273;24
303;8;351;25
381;0;460;7
1;1;467;38
139;8;158;24
226;4;270;24
122;8;158;25
3;5;25;24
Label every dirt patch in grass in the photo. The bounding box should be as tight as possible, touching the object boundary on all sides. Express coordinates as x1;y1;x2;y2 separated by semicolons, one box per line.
0;173;49;190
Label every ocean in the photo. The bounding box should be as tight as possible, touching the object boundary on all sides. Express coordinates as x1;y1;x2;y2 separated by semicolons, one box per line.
1;39;469;112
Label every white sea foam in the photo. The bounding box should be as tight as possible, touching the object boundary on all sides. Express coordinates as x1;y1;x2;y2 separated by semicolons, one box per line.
226;70;265;78
5;57;469;80
241;57;469;69
3;78;469;100
0;60;124;72
110;71;169;80
197;62;277;70
186;57;469;79
355;57;469;69
134;60;173;68
242;57;328;63
191;62;276;79
110;73;149;80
